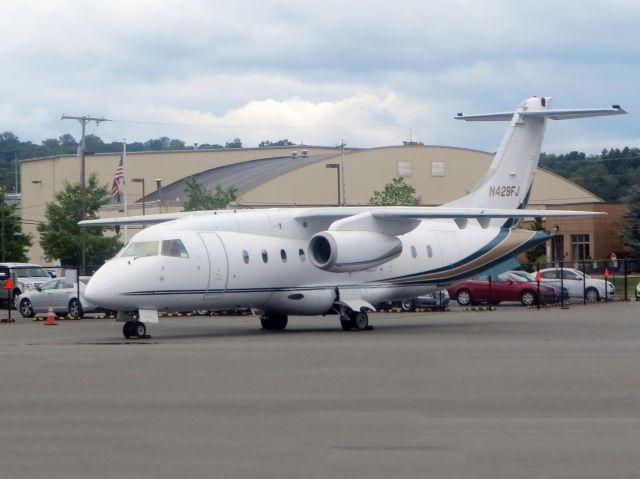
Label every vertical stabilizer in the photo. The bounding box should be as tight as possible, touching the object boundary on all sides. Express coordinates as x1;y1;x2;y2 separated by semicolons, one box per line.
446;97;626;228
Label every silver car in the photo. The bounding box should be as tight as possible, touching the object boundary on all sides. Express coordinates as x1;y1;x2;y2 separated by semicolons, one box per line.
17;277;97;318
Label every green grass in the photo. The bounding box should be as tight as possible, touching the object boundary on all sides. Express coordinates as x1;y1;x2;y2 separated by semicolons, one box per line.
611;275;640;298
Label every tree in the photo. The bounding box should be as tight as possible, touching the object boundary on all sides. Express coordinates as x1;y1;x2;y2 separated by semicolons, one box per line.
0;191;32;262
183;177;237;211
368;177;419;206
619;185;640;257
524;217;547;264
225;138;242;149
37;174;122;268
259;139;294;147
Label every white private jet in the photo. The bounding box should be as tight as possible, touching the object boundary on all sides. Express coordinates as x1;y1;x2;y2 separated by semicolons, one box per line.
80;97;626;338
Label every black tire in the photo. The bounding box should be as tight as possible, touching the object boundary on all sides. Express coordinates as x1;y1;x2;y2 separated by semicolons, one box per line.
520;290;537;306
340;319;352;331
19;298;35;318
123;322;133;339
400;299;416;312
351;311;369;331
68;298;84;318
585;287;600;302
132;321;146;337
260;313;288;330
456;289;472;306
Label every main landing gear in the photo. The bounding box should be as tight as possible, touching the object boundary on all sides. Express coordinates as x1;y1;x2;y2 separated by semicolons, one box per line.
260;312;288;330
339;307;370;331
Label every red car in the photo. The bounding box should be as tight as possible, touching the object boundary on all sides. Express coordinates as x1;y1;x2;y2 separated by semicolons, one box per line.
448;271;557;306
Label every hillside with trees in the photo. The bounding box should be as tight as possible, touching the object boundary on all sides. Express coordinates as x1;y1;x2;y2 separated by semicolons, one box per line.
2;129;639;201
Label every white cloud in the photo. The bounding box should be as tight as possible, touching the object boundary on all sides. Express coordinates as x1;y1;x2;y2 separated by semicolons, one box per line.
1;0;638;153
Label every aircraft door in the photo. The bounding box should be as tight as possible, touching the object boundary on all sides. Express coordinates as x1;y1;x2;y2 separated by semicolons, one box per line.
198;233;229;300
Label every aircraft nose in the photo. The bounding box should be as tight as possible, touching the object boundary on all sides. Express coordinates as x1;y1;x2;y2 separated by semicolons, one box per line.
85;263;121;307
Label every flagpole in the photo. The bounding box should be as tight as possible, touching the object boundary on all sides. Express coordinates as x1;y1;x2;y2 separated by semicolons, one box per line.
123;139;128;243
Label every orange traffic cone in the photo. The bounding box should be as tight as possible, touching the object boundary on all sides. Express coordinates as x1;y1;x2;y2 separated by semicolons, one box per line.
45;304;57;326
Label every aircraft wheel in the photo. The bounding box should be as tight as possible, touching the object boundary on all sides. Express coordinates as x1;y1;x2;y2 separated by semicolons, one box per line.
350;311;369;331
260;313;288;330
340;319;352;331
123;322;133;339
133;321;147;337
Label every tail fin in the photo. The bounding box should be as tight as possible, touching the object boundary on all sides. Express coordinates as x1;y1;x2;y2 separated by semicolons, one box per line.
446;96;626;226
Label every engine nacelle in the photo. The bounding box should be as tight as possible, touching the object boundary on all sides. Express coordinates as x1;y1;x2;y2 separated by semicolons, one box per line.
308;230;402;273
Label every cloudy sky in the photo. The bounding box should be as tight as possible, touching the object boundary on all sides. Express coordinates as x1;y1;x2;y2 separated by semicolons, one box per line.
1;0;638;153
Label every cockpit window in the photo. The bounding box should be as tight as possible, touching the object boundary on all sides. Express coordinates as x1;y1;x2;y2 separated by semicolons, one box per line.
161;239;189;258
120;241;159;257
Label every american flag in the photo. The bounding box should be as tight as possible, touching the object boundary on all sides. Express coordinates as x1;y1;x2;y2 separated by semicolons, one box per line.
111;156;124;200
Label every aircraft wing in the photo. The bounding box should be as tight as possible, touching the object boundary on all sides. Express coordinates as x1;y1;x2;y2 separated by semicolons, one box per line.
78;211;212;227
295;207;604;234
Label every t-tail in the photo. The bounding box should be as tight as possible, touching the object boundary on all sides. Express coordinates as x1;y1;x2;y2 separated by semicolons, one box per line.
446;96;626;227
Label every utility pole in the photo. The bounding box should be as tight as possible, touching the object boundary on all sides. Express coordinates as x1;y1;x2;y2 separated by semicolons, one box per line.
60;115;110;274
339;140;346;206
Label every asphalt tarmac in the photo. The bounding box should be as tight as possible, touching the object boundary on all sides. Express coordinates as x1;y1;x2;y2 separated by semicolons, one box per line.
1;302;639;479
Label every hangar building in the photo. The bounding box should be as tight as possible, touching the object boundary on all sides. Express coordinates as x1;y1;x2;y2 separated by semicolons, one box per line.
20;144;621;265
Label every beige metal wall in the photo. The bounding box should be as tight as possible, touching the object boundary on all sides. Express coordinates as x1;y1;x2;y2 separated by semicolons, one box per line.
20;144;601;264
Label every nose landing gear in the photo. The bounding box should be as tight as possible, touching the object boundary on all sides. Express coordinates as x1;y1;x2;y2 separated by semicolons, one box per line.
123;320;148;339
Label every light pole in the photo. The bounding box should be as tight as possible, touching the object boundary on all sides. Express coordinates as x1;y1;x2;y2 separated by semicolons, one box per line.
325;164;340;206
131;178;146;215
155;179;163;212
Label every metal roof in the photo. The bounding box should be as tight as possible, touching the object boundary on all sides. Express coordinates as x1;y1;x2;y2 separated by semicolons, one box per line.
140;152;338;203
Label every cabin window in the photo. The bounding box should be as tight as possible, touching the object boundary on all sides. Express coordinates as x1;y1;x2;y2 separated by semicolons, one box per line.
427;245;433;258
410;245;417;258
120;241;159;257
280;249;287;263
161;239;189;258
242;250;249;264
262;249;269;263
298;248;306;262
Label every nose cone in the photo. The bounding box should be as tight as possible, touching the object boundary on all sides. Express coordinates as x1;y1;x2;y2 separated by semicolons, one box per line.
84;266;113;307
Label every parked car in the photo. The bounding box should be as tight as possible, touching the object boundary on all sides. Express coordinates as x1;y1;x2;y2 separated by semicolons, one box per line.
16;277;98;318
538;267;614;301
635;281;640;300
448;272;558;306
376;290;450;312
0;263;52;306
509;270;569;301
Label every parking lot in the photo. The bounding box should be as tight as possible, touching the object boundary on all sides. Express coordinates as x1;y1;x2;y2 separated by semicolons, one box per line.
1;301;639;479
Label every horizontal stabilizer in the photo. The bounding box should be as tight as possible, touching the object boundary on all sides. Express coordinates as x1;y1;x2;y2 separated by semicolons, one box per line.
455;105;626;122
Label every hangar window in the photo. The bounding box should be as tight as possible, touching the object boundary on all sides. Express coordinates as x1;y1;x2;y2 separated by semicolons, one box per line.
298;248;306;262
161;239;189;258
571;234;590;261
242;250;250;264
431;161;445;177
398;161;412;177
120;241;159;257
427;245;433;258
280;249;287;263
262;249;269;263
410;245;417;258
